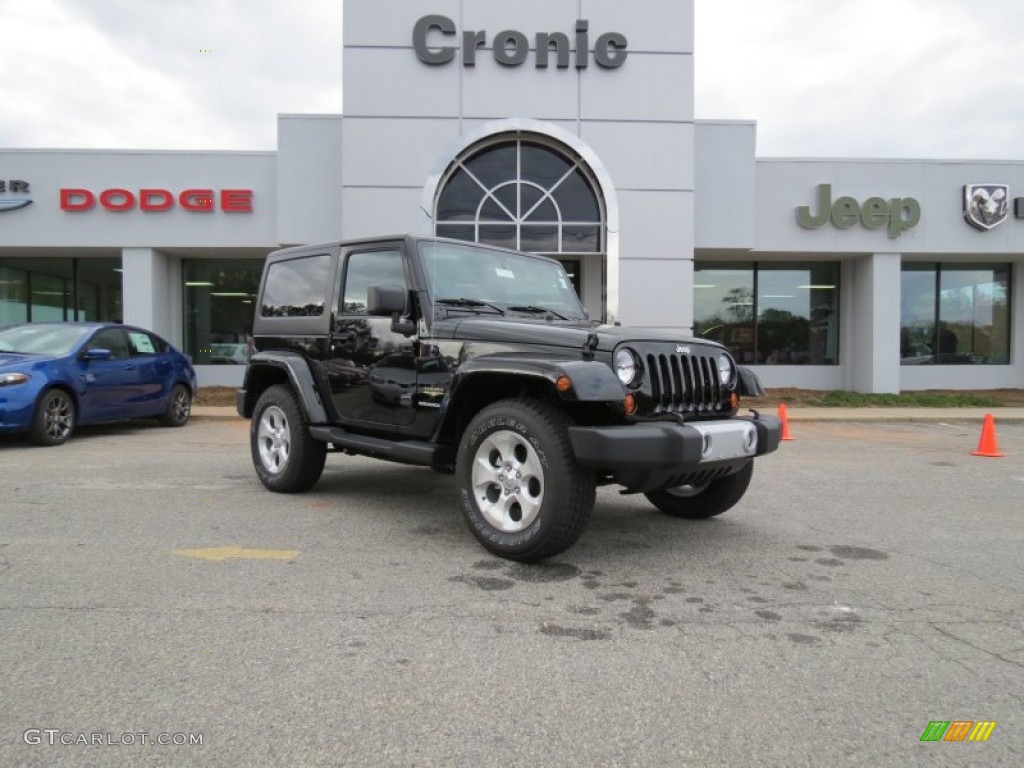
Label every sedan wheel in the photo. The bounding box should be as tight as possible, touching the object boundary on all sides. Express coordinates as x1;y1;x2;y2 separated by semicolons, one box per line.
29;389;76;446
159;384;192;427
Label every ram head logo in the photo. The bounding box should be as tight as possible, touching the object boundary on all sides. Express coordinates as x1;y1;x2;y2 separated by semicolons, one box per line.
963;184;1009;231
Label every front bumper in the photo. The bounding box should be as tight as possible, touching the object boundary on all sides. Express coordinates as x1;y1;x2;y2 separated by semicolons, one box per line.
568;414;781;492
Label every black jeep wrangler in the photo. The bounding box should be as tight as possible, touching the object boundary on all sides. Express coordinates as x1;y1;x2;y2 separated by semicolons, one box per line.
237;236;781;561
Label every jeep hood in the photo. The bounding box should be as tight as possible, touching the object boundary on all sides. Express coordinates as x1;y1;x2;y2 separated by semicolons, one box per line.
432;316;719;353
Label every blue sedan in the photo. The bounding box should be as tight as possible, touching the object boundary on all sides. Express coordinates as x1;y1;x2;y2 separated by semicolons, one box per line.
0;322;197;446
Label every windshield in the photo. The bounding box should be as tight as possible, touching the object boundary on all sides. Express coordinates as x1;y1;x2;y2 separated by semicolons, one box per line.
418;241;586;320
0;324;94;355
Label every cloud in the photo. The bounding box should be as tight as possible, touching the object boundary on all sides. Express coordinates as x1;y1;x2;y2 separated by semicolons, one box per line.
2;0;342;149
4;0;1024;160
695;0;1024;159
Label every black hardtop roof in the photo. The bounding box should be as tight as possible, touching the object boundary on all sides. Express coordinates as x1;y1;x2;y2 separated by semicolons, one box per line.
266;236;560;264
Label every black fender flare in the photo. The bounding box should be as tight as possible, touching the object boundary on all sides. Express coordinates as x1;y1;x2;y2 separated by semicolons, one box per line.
240;351;328;423
433;355;625;441
451;355;624;402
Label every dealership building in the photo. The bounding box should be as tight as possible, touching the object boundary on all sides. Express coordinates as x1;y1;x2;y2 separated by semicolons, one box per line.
1;0;1021;391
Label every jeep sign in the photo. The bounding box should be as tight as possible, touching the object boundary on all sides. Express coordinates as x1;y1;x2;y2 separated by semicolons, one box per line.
796;184;920;238
413;15;628;69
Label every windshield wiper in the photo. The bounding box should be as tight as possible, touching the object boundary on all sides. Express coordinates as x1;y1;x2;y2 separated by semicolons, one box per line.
507;305;571;321
435;298;505;315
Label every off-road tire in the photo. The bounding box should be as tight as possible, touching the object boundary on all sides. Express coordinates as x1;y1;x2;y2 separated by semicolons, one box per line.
28;388;76;446
250;384;327;493
456;398;595;562
158;384;192;427
644;461;754;519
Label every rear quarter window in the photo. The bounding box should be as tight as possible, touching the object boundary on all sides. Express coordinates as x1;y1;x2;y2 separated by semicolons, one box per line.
261;254;331;317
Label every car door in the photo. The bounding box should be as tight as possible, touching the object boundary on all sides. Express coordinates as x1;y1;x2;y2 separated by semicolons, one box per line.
77;327;139;421
126;329;173;415
327;245;417;428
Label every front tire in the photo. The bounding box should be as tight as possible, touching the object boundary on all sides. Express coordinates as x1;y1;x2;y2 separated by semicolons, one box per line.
29;388;76;446
159;384;192;427
645;461;754;519
250;384;326;493
456;398;595;562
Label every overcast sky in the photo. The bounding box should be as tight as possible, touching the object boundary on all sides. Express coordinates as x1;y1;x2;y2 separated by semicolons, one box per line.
3;0;1023;160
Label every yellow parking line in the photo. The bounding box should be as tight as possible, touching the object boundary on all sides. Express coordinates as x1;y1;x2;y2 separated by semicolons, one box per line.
171;546;299;562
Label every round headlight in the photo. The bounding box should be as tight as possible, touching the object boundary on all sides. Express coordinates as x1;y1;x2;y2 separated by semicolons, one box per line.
717;353;736;386
614;348;641;387
614;348;638;387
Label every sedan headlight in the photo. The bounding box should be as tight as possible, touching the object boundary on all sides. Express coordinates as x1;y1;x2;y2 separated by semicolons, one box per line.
0;372;30;386
614;347;641;388
717;353;736;387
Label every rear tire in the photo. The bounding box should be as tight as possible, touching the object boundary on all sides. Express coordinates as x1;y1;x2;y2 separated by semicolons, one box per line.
250;384;326;493
645;461;754;519
29;388;76;446
159;384;192;427
456;398;594;562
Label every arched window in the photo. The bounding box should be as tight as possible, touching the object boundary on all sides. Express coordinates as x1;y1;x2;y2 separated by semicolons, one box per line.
434;135;605;298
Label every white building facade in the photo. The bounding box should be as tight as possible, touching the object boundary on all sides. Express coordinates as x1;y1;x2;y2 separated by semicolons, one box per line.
1;0;1021;391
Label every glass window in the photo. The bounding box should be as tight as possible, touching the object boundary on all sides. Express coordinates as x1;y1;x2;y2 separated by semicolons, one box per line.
127;330;161;356
434;135;604;257
341;250;405;314
694;262;840;365
87;328;131;359
183;258;264;364
259;255;329;318
901;264;1011;365
419;241;585;319
694;265;755;363
0;257;122;323
0;265;28;325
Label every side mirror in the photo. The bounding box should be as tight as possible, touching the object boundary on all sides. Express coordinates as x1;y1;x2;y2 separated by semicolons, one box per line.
82;348;113;362
736;366;766;397
367;284;407;316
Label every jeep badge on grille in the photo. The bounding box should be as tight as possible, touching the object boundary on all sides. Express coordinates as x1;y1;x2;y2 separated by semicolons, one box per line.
676;345;690;355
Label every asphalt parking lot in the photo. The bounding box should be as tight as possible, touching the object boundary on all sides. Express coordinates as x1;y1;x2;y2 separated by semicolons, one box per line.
1;415;1022;767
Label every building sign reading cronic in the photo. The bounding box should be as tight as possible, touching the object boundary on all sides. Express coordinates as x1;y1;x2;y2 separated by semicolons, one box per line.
413;15;627;69
796;183;920;238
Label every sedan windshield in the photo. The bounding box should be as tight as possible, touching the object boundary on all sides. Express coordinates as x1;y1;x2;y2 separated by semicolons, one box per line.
418;240;586;320
0;324;94;355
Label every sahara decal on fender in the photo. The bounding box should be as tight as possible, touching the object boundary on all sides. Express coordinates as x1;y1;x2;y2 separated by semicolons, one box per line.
796;183;920;238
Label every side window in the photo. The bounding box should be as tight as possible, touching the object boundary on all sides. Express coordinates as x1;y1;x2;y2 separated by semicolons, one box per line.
127;331;158;356
87;328;131;359
260;254;331;317
341;250;406;315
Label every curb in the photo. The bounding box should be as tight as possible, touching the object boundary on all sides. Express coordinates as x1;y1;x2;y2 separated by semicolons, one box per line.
191;406;1024;423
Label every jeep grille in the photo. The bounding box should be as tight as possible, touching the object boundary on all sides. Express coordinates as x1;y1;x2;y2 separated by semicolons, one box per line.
642;349;726;415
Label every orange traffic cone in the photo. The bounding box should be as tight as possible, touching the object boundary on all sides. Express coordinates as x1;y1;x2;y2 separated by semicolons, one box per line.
971;413;1004;457
778;402;794;441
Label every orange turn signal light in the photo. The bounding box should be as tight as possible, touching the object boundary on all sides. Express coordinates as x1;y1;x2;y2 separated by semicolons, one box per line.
556;375;572;393
730;392;739;411
623;394;637;415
